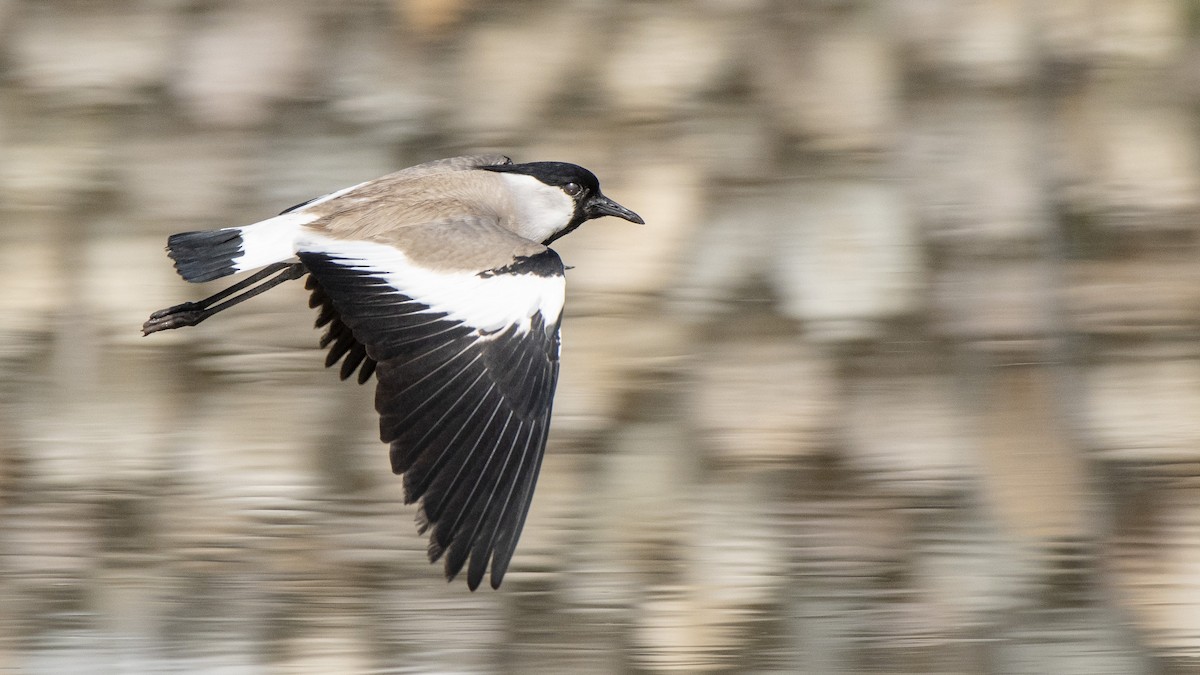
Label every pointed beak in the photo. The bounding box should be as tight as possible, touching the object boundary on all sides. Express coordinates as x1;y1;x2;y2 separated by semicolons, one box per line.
587;194;644;224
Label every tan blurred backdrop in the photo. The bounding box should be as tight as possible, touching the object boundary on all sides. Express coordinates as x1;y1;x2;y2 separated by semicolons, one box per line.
2;0;1200;672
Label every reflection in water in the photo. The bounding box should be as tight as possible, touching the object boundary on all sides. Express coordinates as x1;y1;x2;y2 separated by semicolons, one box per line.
0;333;1172;672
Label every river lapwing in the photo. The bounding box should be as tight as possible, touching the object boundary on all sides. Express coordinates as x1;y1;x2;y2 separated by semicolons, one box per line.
143;154;643;590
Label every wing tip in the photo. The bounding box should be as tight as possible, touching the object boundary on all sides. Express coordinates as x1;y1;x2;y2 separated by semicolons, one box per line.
453;550;496;592
423;513;502;591
464;570;482;592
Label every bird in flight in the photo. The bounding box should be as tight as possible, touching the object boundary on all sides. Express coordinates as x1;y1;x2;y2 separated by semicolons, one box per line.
143;155;643;590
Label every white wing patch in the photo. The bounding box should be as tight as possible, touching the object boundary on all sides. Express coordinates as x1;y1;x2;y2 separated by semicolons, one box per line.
297;234;565;335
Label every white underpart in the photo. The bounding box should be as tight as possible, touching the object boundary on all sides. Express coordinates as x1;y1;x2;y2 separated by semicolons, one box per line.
230;211;317;272
297;234;566;336
230;181;372;272
498;173;575;244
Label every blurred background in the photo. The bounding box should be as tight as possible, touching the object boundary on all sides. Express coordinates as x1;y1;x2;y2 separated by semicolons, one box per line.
2;0;1200;672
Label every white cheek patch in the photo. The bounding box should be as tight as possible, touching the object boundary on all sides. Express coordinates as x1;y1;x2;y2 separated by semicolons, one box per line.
498;173;576;243
297;234;566;335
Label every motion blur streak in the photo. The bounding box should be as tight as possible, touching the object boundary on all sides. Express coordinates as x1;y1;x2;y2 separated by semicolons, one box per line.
0;0;1196;672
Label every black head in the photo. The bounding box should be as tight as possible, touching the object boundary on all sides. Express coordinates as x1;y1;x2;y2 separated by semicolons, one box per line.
483;161;644;244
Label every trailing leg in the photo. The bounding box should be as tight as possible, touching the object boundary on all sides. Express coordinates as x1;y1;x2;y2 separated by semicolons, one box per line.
143;262;307;335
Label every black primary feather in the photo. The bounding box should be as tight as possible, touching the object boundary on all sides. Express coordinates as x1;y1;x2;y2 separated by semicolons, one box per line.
305;274;377;383
300;251;563;590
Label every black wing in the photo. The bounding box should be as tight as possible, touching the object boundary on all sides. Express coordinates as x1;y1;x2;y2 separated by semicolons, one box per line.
306;275;377;383
300;249;563;590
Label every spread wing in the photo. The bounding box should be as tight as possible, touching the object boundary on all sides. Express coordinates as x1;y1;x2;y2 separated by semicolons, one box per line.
306;275;377;384
298;228;564;590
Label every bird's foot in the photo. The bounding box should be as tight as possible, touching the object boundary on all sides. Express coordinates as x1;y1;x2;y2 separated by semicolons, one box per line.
142;301;210;335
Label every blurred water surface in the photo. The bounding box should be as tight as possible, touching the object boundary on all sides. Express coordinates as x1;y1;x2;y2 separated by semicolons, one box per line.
3;0;1200;672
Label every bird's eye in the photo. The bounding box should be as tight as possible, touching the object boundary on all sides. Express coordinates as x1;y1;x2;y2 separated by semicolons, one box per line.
563;182;582;196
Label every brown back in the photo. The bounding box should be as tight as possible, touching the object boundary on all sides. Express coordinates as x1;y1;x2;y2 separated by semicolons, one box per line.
300;155;547;271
